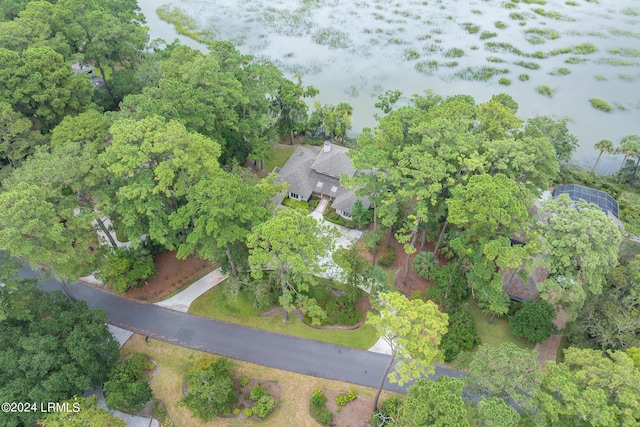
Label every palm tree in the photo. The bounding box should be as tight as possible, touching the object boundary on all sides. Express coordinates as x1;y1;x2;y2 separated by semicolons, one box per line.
591;138;614;173
616;135;640;179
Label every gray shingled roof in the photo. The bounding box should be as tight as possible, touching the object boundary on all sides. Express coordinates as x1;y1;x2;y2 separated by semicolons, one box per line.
311;144;355;178
277;144;369;213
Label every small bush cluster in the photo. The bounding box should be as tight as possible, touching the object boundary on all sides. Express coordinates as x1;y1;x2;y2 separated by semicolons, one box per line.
282;197;310;211
104;353;153;413
509;299;558;343
248;385;277;418
177;358;237;421
336;390;357;407
324;210;356;228
371;397;402;427
309;389;333;426
499;77;512;86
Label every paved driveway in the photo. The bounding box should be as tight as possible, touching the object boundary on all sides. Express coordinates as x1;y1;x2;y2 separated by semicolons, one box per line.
22;264;460;394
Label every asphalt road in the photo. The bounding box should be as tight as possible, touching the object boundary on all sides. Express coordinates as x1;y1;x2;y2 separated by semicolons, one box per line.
21;263;461;394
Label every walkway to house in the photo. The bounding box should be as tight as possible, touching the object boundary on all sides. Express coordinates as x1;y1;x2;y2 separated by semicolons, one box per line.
314;197;330;214
534;307;568;367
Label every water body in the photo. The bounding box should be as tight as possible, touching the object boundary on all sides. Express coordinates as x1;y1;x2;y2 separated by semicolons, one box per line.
137;0;640;173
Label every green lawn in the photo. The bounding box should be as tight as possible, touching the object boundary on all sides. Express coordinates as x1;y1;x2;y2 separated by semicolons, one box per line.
189;282;379;350
462;298;535;350
262;145;295;173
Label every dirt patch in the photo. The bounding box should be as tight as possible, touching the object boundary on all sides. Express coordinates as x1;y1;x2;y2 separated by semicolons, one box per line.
124;251;212;302
534;306;568;368
358;228;444;298
323;390;373;427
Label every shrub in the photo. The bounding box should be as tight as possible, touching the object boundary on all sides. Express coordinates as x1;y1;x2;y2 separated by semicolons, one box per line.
177;358;237;421
308;197;320;210
240;377;249;387
249;386;277;418
424;261;469;308
324;210;356;228
589;98;613;112
282;197;310;211
336;390;357;406
378;246;396;267
309;389;333;426
233;408;240;415
97;246;155;293
413;251;438;281
509;299;558;343
370;397;402;427
104;353;153;413
440;309;481;362
243;408;253;417
498;77;512;85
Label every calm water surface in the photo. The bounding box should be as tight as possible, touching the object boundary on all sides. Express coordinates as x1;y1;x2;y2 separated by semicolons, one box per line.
138;0;640;173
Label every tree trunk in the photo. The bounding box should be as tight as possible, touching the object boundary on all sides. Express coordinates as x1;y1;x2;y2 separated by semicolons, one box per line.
402;218;421;288
507;268;518;285
290;129;294;145
433;220;448;257
387;225;393;246
631;156;640;181
226;242;237;278
95;217;119;248
489;312;496;324
280;268;289;323
372;349;396;414
590;151;604;173
96;62;114;98
419;225;428;252
59;278;76;302
617;155;629;178
372;200;378;266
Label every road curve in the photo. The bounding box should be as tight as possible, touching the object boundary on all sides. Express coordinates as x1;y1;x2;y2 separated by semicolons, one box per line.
22;264;461;394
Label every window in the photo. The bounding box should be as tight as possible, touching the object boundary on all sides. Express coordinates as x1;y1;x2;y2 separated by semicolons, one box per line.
330;186;338;193
342;211;351;217
289;192;299;200
317;181;324;188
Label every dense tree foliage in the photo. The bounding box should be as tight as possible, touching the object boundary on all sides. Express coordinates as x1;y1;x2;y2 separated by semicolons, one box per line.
39;396;125;427
0;291;119;427
537;348;640;426
0;252;36;321
462;343;541;414
440;308;481;362
537;194;622;318
247;208;336;323
367;292;449;412
103;353;153;413
399;377;468;427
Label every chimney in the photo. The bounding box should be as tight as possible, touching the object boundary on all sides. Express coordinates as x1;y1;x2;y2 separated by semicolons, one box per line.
323;140;331;152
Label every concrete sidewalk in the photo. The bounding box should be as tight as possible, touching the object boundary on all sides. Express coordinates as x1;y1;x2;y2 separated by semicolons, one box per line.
153;268;228;312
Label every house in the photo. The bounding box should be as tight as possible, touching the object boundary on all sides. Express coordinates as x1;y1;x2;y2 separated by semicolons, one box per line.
503;184;622;301
276;141;369;218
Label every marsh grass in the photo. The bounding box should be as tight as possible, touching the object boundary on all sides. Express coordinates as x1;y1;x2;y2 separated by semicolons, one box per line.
523;0;547;4
487;56;505;63
462;22;481;34
533;8;571;21
519;73;530;81
614;103;628;111
498;77;512;85
565;56;588;64
454;66;509;81
524;28;560;44
415;60;440;73
589;98;613;112
403;48;420;60
480;31;498;40
486;42;527;56
536;85;555;97
495;21;508;29
622;8;639;16
550;67;571;75
565;0;578;5
444;48;465;58
608;48;640;57
596;57;639;66
509;12;525;20
514;60;540;70
156;5;216;43
609;29;640;39
312;28;351;49
595;74;607;80
618;74;638;82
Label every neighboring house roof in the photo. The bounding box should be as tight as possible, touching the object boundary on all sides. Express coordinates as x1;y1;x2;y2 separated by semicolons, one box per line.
503;262;547;302
552;184;619;218
277;143;369;213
